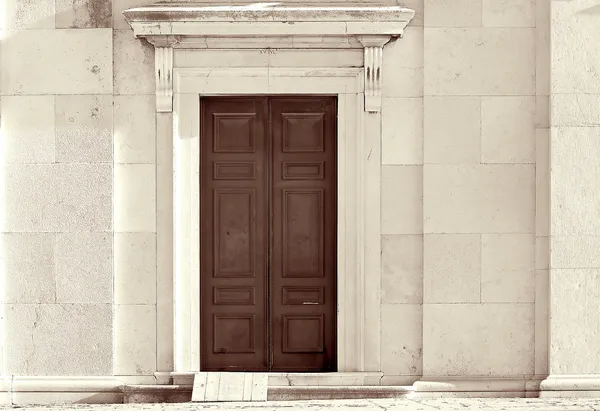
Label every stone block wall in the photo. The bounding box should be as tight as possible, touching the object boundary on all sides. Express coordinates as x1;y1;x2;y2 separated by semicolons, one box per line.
378;0;549;381
0;0;550;380
0;0;158;376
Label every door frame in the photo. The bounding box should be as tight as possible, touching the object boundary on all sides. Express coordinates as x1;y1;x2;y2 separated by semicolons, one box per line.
172;66;382;373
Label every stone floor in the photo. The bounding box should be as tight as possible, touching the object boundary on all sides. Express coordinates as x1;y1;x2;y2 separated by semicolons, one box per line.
5;398;600;411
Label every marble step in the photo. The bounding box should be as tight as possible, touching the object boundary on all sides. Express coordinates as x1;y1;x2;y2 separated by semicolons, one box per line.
123;385;192;403
268;386;414;401
191;372;268;402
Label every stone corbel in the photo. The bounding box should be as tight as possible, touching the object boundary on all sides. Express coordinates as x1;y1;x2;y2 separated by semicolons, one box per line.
144;36;181;113
358;36;393;113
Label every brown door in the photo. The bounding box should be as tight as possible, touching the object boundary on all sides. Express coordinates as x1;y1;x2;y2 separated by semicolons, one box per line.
200;96;337;372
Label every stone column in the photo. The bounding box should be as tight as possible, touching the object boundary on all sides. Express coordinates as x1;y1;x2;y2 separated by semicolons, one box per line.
541;0;600;396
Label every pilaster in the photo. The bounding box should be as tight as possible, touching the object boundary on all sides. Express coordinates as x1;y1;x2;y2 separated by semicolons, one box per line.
540;0;600;397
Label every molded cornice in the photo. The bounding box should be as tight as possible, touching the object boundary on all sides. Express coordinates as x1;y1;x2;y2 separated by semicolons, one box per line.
123;2;415;112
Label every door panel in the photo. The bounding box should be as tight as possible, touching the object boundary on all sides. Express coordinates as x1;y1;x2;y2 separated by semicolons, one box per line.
200;96;337;372
269;97;337;371
200;97;269;371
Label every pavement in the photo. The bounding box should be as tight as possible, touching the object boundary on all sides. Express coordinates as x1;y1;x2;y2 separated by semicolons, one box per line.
4;398;600;411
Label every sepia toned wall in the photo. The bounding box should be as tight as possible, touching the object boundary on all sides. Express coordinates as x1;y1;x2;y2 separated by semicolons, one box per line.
0;0;555;386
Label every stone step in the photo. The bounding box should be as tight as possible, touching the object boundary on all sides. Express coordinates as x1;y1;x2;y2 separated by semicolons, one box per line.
268;386;414;401
191;372;268;402
124;383;414;403
123;385;192;403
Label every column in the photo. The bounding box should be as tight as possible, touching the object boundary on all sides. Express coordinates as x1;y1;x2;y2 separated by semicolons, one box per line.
541;0;600;396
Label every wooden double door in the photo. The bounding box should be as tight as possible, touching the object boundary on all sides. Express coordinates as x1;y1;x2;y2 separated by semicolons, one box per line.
200;96;338;372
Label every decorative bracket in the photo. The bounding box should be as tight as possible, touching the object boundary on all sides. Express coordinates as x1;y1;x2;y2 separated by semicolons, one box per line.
145;36;181;113
358;36;393;113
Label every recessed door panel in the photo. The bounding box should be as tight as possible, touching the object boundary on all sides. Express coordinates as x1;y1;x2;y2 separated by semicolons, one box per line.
282;188;325;278
213;189;255;278
200;96;337;372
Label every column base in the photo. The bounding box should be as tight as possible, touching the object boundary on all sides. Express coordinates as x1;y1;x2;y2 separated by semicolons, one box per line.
413;376;542;398
538;374;600;397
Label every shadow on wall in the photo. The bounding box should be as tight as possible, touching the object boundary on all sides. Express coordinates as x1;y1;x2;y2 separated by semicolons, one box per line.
579;4;600;14
4;0;111;32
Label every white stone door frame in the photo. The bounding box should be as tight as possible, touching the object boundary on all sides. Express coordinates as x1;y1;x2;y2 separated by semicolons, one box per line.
123;1;415;374
172;66;378;373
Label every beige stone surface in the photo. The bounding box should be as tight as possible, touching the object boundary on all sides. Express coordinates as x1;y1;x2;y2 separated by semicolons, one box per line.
156;296;174;371
3;0;55;31
55;0;112;28
114;233;157;305
114;304;157;375
175;49;269;69
384;27;423;69
424;28;535;96
3;304;112;375
536;0;550;96
55;232;113;303
482;0;535;28
381;235;423;304
1;29;112;95
1;164;54;232
113;0;154;30
535;236;549;270
424;234;480;303
114;95;156;164
423;96;480;164
536;96;549;129
114;164;156;233
2;164;112;232
381;166;422;235
535;129;550;237
401;0;423;27
548;0;600;378
423;304;534;376
381;304;422;375
534;268;549;375
551;127;600;235
424;0;482;27
52;164;113;232
551;236;600;269
552;94;600;127
113;30;154;95
1;95;55;164
2;233;56;303
424;164;535;234
481;234;535;303
156;114;174;372
550;269;600;374
551;3;600;94
55;95;113;163
382;97;423;165
269;49;362;68
383;67;424;98
481;96;535;164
